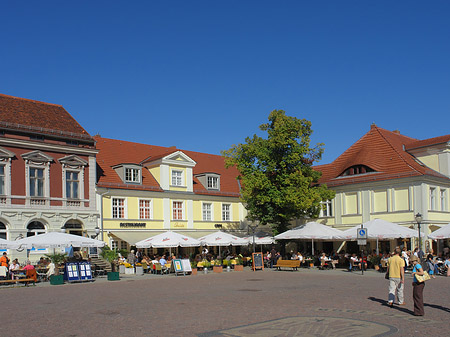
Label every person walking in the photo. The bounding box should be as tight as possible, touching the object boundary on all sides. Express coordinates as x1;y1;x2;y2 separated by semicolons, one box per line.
386;247;405;307
410;255;425;316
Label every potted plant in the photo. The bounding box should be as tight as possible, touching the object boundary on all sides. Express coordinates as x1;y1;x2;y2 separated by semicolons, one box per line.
190;260;198;275
135;263;144;275
202;259;211;274
100;246;120;281
369;255;382;271
213;259;223;273
45;252;67;285
234;257;244;271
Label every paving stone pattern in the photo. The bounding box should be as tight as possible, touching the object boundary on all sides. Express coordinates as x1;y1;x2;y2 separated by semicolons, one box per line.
1;268;448;337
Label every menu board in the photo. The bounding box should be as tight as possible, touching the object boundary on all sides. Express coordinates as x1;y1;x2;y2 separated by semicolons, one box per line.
172;259;192;275
65;263;80;282
79;262;92;281
252;252;264;271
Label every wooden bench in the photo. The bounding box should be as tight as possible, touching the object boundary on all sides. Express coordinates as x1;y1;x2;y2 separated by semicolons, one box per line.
274;260;301;271
0;278;36;286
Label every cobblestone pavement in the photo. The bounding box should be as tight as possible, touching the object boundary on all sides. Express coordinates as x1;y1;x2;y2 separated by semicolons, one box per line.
1;268;448;337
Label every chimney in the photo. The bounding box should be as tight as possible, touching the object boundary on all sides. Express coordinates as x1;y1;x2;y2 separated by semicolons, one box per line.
393;130;400;134
370;123;377;129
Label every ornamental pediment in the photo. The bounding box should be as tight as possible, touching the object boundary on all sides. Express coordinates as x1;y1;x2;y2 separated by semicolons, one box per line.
58;154;88;167
0;147;15;159
162;151;196;167
21;150;53;163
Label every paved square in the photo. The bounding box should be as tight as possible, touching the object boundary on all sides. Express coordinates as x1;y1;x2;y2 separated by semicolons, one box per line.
1;268;448;336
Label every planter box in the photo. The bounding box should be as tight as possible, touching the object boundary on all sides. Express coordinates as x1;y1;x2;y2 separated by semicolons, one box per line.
191;268;197;275
49;275;64;285
213;266;223;273
119;265;126;274
136;266;144;275
107;271;120;281
234;265;244;271
125;268;135;275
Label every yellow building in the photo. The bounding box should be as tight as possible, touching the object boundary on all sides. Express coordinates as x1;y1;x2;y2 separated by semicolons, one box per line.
95;137;246;252
313;125;450;254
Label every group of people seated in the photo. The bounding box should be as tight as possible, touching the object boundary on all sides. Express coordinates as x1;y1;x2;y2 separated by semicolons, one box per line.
0;253;55;282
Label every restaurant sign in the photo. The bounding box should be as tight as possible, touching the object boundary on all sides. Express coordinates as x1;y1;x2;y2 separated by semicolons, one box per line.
120;223;146;228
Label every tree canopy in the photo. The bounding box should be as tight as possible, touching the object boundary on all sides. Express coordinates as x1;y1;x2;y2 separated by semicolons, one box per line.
222;110;335;234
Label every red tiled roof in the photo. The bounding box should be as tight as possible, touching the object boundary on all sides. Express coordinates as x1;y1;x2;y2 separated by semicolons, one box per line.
0;93;93;141
405;135;450;151
315;125;449;187
95;137;241;197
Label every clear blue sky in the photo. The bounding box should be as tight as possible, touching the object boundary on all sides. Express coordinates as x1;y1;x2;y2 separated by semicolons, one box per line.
1;1;449;164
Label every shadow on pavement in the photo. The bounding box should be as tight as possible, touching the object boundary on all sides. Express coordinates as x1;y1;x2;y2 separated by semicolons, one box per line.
367;296;414;315
424;303;450;313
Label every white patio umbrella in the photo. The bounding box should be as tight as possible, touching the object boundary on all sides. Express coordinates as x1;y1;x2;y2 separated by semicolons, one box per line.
274;222;344;255
0;238;19;249
135;231;201;248
243;235;275;253
340;218;422;254
198;231;247;257
428;223;450;239
15;232;105;249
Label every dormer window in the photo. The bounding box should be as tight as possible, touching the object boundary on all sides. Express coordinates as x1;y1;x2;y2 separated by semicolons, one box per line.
125;167;140;183
340;165;375;177
207;176;219;189
112;164;142;185
171;170;183;186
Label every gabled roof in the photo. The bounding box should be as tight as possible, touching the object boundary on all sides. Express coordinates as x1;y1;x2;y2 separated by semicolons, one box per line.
95;137;241;197
0;93;93;142
315;125;449;187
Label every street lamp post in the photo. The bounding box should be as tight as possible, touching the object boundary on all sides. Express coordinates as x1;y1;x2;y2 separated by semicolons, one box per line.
91;226;100;239
248;224;257;253
415;212;422;252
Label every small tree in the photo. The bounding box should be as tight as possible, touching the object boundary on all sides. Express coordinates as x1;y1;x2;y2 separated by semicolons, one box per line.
222;110;335;234
45;253;67;276
100;246;119;272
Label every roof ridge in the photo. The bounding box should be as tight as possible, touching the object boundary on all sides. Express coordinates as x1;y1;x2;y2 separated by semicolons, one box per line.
0;93;63;107
375;127;423;175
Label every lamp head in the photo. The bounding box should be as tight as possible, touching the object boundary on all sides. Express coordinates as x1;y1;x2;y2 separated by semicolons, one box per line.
415;213;423;224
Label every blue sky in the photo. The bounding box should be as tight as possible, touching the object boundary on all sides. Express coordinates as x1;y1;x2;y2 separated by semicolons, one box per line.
1;1;449;164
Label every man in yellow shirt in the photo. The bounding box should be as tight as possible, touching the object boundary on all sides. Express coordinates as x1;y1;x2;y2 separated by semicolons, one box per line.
387;247;405;307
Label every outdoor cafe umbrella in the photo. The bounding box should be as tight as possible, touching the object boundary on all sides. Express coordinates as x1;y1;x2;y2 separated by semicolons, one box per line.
198;231;247;257
15;232;106;249
0;238;19;249
274;222;344;255
339;218;422;254
428;223;450;240
135;231;201;248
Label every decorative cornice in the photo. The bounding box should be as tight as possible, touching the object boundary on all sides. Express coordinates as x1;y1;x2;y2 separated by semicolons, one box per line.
0;137;98;156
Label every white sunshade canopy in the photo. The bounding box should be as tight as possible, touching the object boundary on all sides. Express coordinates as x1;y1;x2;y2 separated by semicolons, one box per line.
340;218;422;240
274;222;344;240
135;231;201;248
428;223;450;239
198;231;248;246
0;238;19;249
15;232;106;249
243;236;275;245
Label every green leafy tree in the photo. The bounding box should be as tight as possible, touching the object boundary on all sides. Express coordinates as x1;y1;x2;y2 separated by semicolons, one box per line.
222;110;335;234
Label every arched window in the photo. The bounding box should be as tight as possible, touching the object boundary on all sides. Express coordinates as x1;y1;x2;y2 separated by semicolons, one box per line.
0;221;7;240
340;165;375;177
63;220;83;236
27;221;46;237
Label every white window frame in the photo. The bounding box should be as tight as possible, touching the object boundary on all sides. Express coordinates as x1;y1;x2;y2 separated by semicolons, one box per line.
429;187;436;211
440;189;447;211
171;169;184;186
320;200;333;217
207;176;219;190
112;198;126;219
172;200;184;220
29;167;45;198
125;167;141;183
139;199;152;219
202;202;213;221
0;221;8;240
65;170;80;199
222;203;231;221
0;164;5;196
